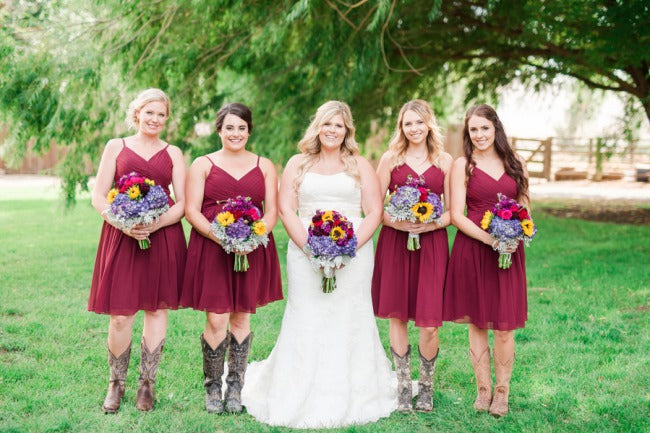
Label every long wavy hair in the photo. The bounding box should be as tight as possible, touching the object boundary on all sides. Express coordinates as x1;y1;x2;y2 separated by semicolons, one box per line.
293;100;360;192
388;99;445;169
463;104;528;201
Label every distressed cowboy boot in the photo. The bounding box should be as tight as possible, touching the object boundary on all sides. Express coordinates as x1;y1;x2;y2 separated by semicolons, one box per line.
391;345;413;413
201;334;227;414
469;347;492;412
490;352;515;417
224;332;253;413
103;343;131;413
135;337;164;411
414;347;438;412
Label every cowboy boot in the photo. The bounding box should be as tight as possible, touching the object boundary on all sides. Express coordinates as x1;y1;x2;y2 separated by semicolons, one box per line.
490;352;514;417
103;343;131;413
201;334;227;414
469;347;492;411
391;345;413;413
135;337;164;411
414;347;438;412
224;331;253;413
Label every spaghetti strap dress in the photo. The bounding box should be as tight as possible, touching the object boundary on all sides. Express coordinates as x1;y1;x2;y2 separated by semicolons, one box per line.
371;163;449;327
443;167;527;330
179;156;283;313
88;140;187;315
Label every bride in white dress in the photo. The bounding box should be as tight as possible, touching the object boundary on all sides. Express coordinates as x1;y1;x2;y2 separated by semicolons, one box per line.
242;101;397;428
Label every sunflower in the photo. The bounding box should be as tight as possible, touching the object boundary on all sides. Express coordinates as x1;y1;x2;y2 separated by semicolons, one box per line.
329;226;346;241
411;202;433;222
127;185;141;200
252;220;267;236
480;210;494;230
322;210;334;222
106;188;119;204
217;211;235;226
521;219;535;237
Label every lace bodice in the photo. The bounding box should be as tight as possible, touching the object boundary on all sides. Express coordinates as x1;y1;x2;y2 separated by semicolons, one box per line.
298;172;362;219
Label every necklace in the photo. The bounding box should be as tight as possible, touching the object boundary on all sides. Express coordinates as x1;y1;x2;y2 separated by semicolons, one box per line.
406;151;427;160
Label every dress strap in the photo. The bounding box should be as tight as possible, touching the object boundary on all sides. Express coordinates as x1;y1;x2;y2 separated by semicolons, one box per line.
256;155;260;166
121;138;126;148
205;155;216;166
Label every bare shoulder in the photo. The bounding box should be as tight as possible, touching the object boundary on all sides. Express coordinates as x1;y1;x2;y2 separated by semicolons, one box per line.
438;151;454;172
166;144;183;158
354;155;374;171
284;154;305;171
258;156;278;174
103;138;124;155
189;154;212;173
452;156;468;170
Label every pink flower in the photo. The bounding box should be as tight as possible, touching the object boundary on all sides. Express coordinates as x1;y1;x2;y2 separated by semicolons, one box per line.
498;209;513;220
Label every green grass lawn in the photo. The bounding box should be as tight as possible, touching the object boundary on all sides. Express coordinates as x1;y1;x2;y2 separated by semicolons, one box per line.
0;197;648;433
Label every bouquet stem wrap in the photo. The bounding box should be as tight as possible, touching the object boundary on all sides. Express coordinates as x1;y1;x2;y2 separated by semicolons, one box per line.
234;254;250;272
138;238;151;250
407;233;420;251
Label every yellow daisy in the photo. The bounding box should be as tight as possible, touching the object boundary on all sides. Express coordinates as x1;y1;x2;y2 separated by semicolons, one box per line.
217;211;235;226
106;188;119;204
411;202;433;223
521;219;535;237
480;210;493;230
127;185;141;200
252;220;267;236
145;178;155;186
330;226;346;241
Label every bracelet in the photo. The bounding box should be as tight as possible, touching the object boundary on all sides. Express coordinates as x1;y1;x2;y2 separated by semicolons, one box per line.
491;239;499;251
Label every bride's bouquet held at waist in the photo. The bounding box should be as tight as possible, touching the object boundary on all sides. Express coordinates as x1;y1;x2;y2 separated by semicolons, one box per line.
384;174;444;251
210;195;269;272
304;210;358;293
105;171;170;250
480;193;537;269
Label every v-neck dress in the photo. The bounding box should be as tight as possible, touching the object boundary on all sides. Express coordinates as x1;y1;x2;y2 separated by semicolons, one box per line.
179;156;283;313
443;167;527;330
88;141;187;315
371;163;449;327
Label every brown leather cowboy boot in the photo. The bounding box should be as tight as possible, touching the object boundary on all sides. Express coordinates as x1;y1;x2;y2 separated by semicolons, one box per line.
224;332;253;414
103;343;131;413
391;345;413;413
135;337;164;411
469;347;492;412
201;334;227;414
490;352;514;417
414;347;438;412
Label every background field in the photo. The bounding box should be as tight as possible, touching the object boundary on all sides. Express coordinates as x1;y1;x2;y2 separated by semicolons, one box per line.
0;194;648;433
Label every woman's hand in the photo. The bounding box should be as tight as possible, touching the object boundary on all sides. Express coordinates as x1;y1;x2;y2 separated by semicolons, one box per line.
122;224;150;241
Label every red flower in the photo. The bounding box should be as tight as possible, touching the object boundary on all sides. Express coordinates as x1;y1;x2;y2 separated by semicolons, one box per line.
509;205;519;212
519;208;529;220
417;187;428;202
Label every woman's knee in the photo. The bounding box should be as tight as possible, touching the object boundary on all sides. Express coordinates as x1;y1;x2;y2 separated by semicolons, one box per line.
229;313;251;333
110;315;135;332
493;330;513;345
420;327;439;339
206;313;229;333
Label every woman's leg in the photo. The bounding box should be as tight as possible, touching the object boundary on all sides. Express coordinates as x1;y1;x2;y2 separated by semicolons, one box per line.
202;312;230;413
224;312;252;413
490;330;515;417
136;309;168;411
468;324;492;411
389;318;412;413
103;314;136;413
414;327;439;412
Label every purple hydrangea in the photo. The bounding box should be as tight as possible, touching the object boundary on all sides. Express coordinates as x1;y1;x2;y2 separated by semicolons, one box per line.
225;220;251;240
489;217;523;240
145;185;169;209
426;193;444;220
111;193;150;219
389;186;421;209
307;235;357;258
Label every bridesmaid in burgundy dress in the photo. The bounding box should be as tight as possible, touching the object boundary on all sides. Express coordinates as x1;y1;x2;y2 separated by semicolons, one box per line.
444;104;530;417
371;100;452;412
89;88;187;413
180;103;282;414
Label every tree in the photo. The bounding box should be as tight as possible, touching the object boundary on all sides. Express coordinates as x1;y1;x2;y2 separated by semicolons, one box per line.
1;0;648;204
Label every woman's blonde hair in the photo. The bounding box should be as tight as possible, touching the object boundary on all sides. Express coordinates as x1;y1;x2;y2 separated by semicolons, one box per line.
293;100;360;191
125;88;170;130
387;99;444;169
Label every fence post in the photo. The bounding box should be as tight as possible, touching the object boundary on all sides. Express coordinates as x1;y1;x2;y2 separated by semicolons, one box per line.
588;138;593;166
594;138;603;181
543;137;552;181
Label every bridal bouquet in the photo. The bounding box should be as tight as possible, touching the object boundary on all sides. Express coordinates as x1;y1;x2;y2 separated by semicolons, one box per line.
305;210;358;293
384;174;444;250
480;193;537;269
105;172;170;250
210;195;268;272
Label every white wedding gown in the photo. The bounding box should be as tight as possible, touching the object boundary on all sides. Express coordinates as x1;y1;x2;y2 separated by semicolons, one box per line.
242;172;397;428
